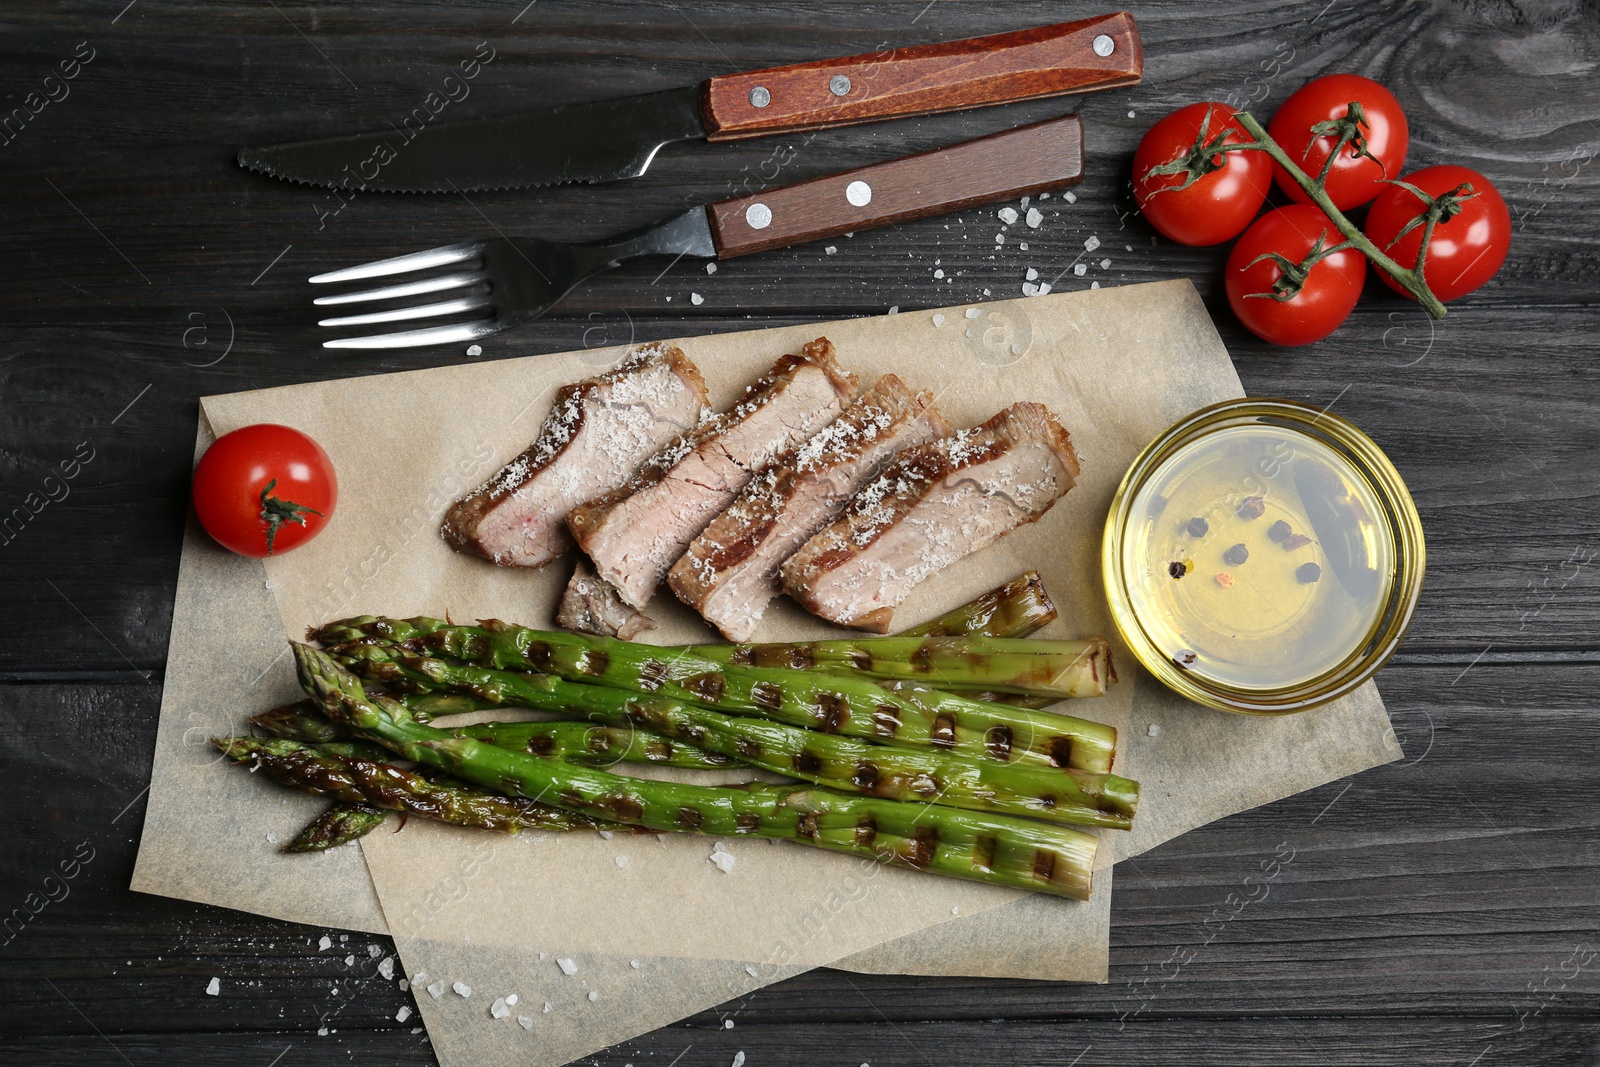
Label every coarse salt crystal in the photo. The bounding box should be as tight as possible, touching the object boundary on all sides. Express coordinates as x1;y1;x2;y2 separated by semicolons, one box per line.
710;850;736;874
518;1015;534;1030
317;1027;328;1037
630;959;641;969
264;832;276;843
399;980;408;992
615;855;630;868
396;1005;413;1023
1026;207;1043;228
1100;258;1112;269
318;936;332;951
344;955;355;966
466;344;482;356
933;269;944;279
378;957;394;980
453;981;472;998
997;207;1019;224
1019;241;1029;250
994;233;1005;244
744;964;759;978
557;957;577;976
1128;110;1137;118
982;288;991;296
1025;267;1039;281
691;293;704;305
367;944;382;958
1091;281;1101;289
1074;263;1088;277
427;980;447;999
824;246;837;255
491;997;511;1019
734;1052;746;1067
1038;282;1052;295
543;1001;553;1013
587;991;599;1002
205;977;220;996
1022;282;1039;297
597;830;613;841
724;1019;735;1029
1021;195;1030;208
706;262;717;274
887;306;898;314
1084;235;1101;252
932;313;945;327
952;906;960;915
413;971;427;986
1064;190;1077;203
965;308;981;318
1147;723;1161;737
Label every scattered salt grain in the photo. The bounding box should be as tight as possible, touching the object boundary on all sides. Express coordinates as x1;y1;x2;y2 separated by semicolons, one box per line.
734;1052;746;1067
1026;207;1043;228
367;944;382;958
1019;242;1029;250
997;207;1019;225
615;855;630;868
994;233;1005;244
744;964;759;978
399;980;409;992
982;288;991;296
453;981;472;998
706;262;717;274
264;832;276;844
518;1015;534;1030
887;306;899;314
597;830;613;841
952;906;960;915
1064;190;1077;203
506;994;519;1006
491;997;511;1019
413;971;428;986
378;957;394;980
724;1019;735;1029
691;293;704;305
1025;267;1039;281
932;313;945;327
1020;195;1030;208
825;245;837;255
466;344;483;357
1100;258;1112;269
1073;263;1088;277
965;308;981;319
339;935;348;943
1091;281;1101;289
317;1027;329;1037
1022;283;1039;297
1126;245;1134;252
543;1001;553;1013
428;980;447;999
557;957;578;976
1128;110;1137;118
933;269;944;279
588;990;599;1002
396;1006;413;1023
344;955;355;967
1147;723;1161;737
1084;234;1101;252
205;977;220;996
318;935;332;951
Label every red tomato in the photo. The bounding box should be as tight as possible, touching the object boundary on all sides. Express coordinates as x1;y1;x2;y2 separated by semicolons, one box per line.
193;424;337;557
1225;205;1367;346
1133;101;1272;246
1362;165;1511;302
1268;74;1409;211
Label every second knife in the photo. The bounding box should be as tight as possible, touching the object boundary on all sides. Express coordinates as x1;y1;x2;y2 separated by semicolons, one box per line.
242;12;1137;193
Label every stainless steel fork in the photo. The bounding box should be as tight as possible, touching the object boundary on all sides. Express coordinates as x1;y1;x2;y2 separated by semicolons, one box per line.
310;115;1086;349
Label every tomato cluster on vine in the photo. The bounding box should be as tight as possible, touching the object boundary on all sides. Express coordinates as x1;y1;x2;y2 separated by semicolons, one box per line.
1132;74;1511;346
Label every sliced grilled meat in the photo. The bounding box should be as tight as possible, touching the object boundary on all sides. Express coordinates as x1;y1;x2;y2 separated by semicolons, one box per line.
668;375;948;641
441;344;708;567
568;338;858;609
781;403;1080;633
557;558;655;640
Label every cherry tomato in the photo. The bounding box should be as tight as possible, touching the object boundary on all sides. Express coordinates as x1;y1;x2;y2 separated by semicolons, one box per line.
1362;165;1511;303
1268;74;1409;211
193;424;337;557
1133;102;1272;246
1225;205;1367;346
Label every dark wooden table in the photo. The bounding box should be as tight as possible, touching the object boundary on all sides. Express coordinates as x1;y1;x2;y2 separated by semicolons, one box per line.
3;2;1596;1063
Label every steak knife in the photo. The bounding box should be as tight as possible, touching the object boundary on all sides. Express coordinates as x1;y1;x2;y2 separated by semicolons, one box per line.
239;11;1139;192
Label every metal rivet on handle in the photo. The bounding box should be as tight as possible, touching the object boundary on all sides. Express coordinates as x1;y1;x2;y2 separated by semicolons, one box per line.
745;202;773;230
1092;34;1115;56
829;74;852;96
749;86;771;108
845;180;872;207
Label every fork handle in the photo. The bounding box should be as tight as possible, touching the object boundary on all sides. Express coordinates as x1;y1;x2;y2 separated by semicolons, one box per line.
705;114;1084;258
701;12;1140;141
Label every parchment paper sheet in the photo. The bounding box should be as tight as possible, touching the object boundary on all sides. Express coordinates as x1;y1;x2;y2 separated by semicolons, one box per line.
132;281;1401;1066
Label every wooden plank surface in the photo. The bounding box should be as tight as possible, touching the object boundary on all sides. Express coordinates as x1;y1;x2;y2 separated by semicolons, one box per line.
1;0;1596;1063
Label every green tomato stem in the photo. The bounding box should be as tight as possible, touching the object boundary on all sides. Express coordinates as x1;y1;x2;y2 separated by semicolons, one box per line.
1227;111;1448;320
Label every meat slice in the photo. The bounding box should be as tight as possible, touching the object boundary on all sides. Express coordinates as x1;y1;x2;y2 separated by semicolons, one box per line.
557;558;655;640
781;402;1080;633
668;375;949;641
568;338;858;609
441;344;708;567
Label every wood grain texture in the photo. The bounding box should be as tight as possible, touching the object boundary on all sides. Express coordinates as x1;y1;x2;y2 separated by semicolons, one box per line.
708;115;1082;256
701;11;1141;140
0;0;1597;1063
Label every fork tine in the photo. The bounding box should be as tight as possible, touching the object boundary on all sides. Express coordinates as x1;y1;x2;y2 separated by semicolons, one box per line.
308;242;484;285
317;295;490;328
322;319;501;350
312;271;481;307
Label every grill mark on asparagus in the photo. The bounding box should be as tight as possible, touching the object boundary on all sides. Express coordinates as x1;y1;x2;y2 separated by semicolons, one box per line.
872;704;901;737
928;712;958;748
854;815;877;847
1032;848;1057;884
735;737;763;759
525;734;557;757
639;660;669;691
985;725;1014;761
851;761;879;792
752;681;784;710
580;649;610;676
1048;736;1074;768
973;834;998;872
676;806;703;830
735;813;761;833
524;641;553;670
904;827;938;868
814;692;848;732
793;750;822;776
797;812;820;840
687;672;726;703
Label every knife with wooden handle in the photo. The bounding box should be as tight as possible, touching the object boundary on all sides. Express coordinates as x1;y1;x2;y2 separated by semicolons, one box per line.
240;12;1136;193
